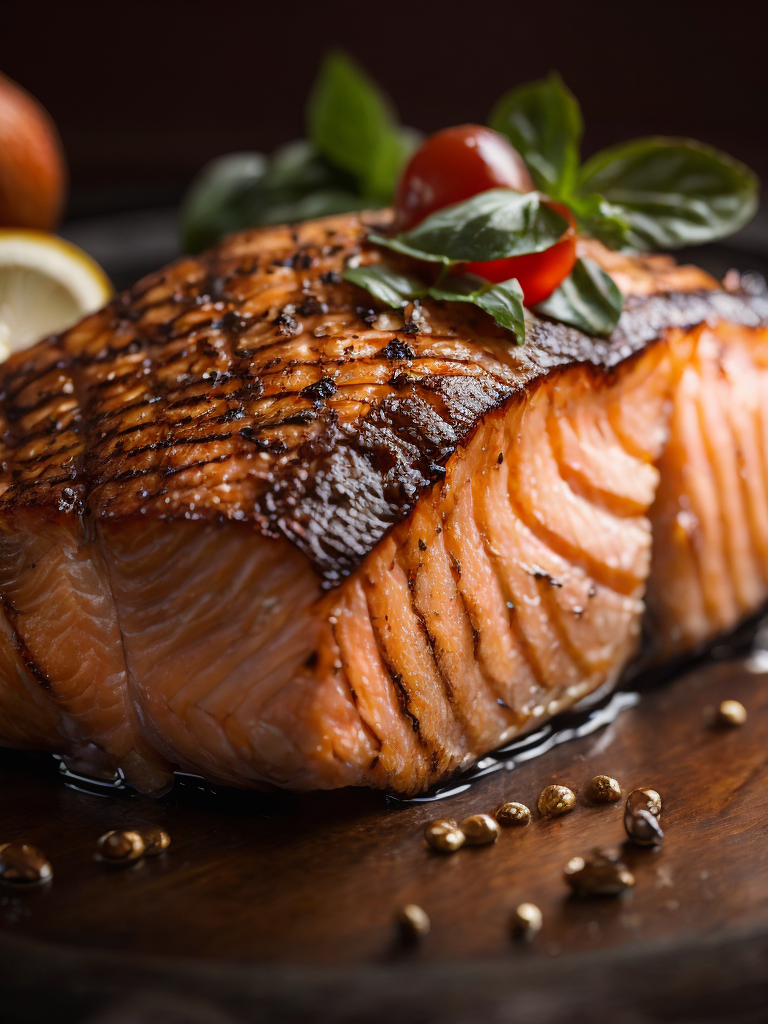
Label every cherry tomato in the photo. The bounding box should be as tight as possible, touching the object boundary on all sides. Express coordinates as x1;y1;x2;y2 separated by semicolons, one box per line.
394;124;534;232
465;203;577;306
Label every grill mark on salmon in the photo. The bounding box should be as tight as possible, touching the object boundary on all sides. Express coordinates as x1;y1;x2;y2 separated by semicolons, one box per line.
1;597;54;693
1;213;768;794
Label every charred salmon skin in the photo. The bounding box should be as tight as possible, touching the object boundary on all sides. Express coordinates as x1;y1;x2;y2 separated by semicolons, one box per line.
0;213;766;793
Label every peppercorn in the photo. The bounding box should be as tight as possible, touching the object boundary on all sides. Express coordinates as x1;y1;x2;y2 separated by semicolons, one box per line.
97;830;146;864
140;825;171;856
512;902;543;938
626;788;662;817
424;819;465;853
537;785;576;818
585;775;622;804
624;808;665;847
397;903;430;941
564;849;635;896
716;699;747;726
495;801;531;827
624;789;664;847
0;843;52;885
460;813;500;846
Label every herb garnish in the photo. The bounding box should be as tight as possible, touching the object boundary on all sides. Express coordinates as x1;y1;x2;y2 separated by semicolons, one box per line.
369;189;568;264
489;72;758;250
535;258;623;336
182;56;759;345
348;73;757;343
181;52;416;253
343;186;621;344
344;264;526;344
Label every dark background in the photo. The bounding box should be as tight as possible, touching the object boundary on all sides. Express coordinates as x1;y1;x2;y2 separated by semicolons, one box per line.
2;0;768;280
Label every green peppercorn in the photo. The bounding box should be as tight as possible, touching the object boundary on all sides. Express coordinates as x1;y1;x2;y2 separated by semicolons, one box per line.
537;784;576;817
585;775;622;804
139;825;171;856
716;699;747;726
564;849;635;896
512;902;543;938
0;843;52;885
424;819;465;853
397;904;430;941
97;830;146;864
460;813;500;845
495;801;531;826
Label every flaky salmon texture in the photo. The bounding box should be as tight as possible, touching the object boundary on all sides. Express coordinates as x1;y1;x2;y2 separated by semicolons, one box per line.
1;212;768;795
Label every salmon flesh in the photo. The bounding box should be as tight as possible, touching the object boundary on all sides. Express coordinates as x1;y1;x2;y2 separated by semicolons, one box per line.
0;213;767;794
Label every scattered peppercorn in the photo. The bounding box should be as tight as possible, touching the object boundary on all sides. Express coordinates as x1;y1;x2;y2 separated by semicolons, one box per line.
424;819;465;853
626;788;662;818
512;902;543;938
0;843;52;885
460;813;500;846
397;903;430;942
495;801;531;827
139;826;171;857
716;699;747;726
537;785;576;818
97;830;146;865
624;789;664;847
624;808;664;847
585;775;622;804
564;849;635;896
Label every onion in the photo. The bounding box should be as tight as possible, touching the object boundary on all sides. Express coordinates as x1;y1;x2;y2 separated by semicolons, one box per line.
0;72;66;230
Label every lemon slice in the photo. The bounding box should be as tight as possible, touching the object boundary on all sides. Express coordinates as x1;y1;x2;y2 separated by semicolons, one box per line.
0;229;113;361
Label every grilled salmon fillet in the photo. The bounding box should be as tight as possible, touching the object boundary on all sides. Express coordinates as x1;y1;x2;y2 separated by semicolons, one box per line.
0;213;766;793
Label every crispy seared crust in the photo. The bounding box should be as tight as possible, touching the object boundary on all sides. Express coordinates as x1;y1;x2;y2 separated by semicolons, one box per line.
1;214;766;584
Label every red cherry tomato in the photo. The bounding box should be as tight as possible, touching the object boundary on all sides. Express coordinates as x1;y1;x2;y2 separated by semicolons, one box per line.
394;124;534;232
465;203;577;306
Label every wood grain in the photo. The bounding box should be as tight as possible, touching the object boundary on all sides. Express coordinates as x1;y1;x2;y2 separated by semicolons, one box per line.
0;652;766;1022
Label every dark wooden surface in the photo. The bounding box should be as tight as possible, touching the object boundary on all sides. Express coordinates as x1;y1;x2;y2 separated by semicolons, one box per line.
0;652;767;1023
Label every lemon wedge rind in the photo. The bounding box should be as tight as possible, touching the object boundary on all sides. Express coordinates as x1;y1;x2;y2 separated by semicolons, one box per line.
0;229;113;360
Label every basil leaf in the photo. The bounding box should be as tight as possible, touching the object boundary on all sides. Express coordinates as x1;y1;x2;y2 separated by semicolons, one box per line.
307;50;409;203
255;190;369;227
180;152;268;252
372;189;569;265
180;142;367;251
363;127;420;206
488;72;582;197
343;264;427;308
535;257;622;336
569;192;635;250
578;137;759;249
429;275;525;344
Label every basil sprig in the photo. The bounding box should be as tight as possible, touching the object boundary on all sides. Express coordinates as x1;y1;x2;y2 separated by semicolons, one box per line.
347;185;625;341
343;263;526;344
490;74;758;250
577;138;759;248
430;276;525;341
535;258;623;335
370;189;569;264
181;142;367;253
343;265;427;308
344;254;622;342
307;51;417;205
181;52;415;252
489;71;582;197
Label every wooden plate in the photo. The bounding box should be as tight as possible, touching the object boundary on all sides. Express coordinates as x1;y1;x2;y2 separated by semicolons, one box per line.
0;649;766;1023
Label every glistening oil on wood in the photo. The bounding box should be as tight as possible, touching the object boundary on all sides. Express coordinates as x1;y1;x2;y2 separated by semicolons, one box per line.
50;615;762;806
